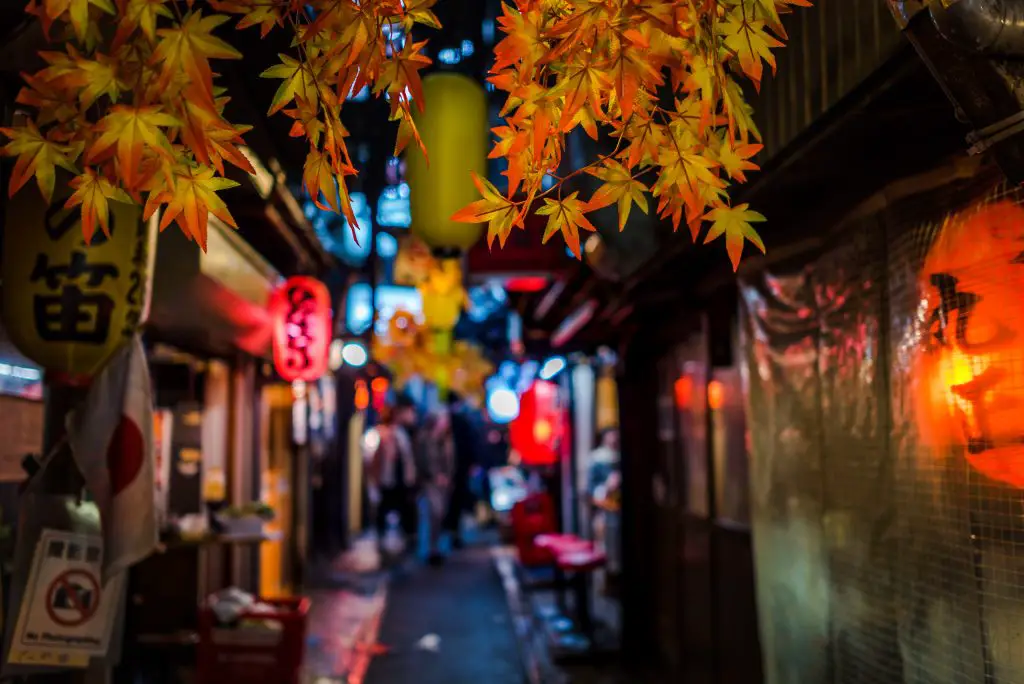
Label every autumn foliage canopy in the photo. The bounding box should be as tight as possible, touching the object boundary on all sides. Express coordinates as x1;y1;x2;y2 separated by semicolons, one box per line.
1;0;808;270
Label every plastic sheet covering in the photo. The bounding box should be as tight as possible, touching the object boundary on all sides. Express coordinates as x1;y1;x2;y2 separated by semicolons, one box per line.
740;268;830;684
739;174;1024;684
814;225;903;684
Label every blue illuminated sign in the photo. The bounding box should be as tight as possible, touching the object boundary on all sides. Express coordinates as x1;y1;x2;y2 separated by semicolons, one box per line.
377;182;411;228
344;283;424;338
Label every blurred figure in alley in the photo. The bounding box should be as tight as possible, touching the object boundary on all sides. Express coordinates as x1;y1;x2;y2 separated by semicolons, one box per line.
587;428;620;503
588;428;622;590
444;392;481;549
415;410;455;565
368;394;419;556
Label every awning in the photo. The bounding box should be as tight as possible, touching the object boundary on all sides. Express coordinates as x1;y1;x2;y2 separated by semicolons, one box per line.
147;218;279;359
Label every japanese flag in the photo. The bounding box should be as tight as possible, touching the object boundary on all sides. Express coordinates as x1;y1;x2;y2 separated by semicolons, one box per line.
66;335;157;580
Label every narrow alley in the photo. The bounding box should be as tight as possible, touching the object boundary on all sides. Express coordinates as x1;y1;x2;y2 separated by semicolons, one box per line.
6;1;1024;684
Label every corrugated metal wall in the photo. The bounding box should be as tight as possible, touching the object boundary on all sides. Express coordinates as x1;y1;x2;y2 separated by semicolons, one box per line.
756;0;903;159
740;165;1024;684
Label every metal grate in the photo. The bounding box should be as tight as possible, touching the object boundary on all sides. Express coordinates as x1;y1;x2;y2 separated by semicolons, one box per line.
739;164;1024;684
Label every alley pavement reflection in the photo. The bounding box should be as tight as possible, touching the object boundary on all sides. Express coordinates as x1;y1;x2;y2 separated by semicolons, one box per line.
364;544;522;684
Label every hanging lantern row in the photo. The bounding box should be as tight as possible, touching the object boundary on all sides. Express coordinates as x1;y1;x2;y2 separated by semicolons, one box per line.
371;306;493;405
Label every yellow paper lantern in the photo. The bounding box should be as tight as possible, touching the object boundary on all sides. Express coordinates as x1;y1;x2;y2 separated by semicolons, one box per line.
406;73;487;254
2;178;152;380
419;260;467;331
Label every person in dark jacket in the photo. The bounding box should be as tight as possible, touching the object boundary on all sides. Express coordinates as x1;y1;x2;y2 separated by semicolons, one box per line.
443;392;479;548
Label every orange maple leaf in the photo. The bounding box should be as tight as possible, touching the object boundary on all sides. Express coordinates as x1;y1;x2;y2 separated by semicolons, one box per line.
374;39;432;112
0;122;82;202
113;0;173;48
145;163;240;250
451;172;523;249
702;203;767;271
153;11;242;105
36;0;115;43
64;168;133;244
87;105;179;190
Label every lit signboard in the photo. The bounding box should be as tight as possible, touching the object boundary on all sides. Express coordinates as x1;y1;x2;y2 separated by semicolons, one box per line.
377;183;411;228
344;283;423;338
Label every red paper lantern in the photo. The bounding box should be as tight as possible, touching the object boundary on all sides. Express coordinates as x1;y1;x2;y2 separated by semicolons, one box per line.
270;276;331;383
510;380;562;467
916;201;1024;488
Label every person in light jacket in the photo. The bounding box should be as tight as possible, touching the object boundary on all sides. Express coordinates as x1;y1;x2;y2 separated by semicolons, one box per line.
368;396;418;547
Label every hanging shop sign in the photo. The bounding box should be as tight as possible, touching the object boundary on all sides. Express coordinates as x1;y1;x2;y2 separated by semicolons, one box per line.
915;200;1024;489
7;529;124;668
2;178;153;381
407;73;487;254
509;380;562;467
270;276;331;383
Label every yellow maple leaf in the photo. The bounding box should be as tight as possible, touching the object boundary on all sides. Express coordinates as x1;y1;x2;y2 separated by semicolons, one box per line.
154;11;242;103
402;0;442;30
303;147;344;214
87;105;179;190
37;49;124;109
15;73;79;126
261;54;320;115
236;4;283;38
114;0;173;47
721;9;784;89
716;137;762;182
451;172;523;249
722;77;762;142
555;60;606;132
702;203;766;271
39;0;115;43
585;160;649;231
64;168;133;244
0;122;82;202
536;192;596;258
392;105;426;159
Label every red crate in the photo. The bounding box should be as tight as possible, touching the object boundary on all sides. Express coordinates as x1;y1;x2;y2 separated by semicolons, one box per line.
197;596;310;684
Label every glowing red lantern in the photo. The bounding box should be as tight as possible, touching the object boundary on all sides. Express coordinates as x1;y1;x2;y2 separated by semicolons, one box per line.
354;380;369;410
371;377;390;412
270;276;331;383
510;380;562;467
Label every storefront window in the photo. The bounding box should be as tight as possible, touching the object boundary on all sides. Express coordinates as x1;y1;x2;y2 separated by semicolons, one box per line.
710;367;750;527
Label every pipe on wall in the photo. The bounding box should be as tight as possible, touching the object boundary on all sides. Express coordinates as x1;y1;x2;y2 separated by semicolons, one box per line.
888;0;1024;55
930;0;1024;55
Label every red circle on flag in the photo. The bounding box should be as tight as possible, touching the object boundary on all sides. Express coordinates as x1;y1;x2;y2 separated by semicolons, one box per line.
108;416;144;496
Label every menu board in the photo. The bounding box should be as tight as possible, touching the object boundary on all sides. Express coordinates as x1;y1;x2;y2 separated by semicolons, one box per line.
167;402;203;517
